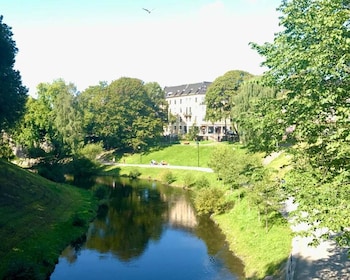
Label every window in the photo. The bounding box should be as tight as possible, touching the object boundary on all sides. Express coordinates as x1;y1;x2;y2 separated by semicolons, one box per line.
195;97;197;103
180;99;182;104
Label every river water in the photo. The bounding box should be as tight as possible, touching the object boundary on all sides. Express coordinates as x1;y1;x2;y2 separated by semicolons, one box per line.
50;177;245;279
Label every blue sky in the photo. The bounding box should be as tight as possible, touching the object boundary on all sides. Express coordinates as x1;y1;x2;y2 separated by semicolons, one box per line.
1;0;282;95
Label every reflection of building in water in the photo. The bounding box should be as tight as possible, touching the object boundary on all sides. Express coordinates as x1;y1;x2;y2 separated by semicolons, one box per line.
168;196;198;228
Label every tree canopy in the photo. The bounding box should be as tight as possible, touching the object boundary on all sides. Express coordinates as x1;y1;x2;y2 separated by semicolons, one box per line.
0;15;27;130
205;70;254;137
251;0;350;244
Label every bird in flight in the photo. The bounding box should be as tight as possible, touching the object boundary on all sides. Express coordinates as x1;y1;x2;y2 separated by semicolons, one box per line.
142;8;154;14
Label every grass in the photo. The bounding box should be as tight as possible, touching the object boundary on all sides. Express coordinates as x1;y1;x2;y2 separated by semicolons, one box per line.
120;141;225;167
103;165;219;188
214;197;293;279
0;159;97;279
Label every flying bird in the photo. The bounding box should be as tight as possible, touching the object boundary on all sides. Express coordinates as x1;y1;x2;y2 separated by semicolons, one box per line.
142;8;154;14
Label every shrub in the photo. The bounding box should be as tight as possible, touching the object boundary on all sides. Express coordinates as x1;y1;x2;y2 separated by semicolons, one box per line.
67;156;100;178
78;143;103;161
129;169;141;179
161;170;176;185
194;186;226;215
195;175;210;189
183;172;196;188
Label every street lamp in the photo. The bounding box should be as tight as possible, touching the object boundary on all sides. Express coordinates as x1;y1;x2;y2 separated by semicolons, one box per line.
196;140;199;167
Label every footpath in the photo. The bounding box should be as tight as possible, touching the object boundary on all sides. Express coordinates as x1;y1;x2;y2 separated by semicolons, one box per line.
104;162;214;173
283;197;350;280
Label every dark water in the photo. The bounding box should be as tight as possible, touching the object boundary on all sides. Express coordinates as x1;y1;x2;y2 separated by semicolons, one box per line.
50;177;245;280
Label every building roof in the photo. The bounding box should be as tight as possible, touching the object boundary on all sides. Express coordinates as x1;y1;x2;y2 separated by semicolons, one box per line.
164;81;211;98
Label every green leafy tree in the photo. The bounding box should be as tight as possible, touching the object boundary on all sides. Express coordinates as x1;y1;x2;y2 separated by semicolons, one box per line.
16;80;83;158
205;70;254;135
79;78;164;151
251;0;350;244
232;78;278;145
0;16;28;131
144;82;168;124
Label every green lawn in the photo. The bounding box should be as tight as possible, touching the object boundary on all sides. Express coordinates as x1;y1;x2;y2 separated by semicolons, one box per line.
0;160;97;279
120;141;227;167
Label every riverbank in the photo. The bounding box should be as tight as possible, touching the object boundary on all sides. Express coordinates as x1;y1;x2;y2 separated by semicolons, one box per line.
0;160;97;279
104;146;293;279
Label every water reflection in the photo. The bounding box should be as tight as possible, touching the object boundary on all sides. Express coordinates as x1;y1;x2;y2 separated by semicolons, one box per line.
51;177;245;279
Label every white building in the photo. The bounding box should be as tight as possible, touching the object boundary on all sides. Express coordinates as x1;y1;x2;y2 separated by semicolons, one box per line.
164;82;232;141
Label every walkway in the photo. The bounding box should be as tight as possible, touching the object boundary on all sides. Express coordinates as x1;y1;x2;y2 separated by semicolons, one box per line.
104;162;214;173
283;198;350;280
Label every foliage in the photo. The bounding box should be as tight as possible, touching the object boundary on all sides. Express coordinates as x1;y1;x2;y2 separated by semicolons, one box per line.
0;16;28;131
66;156;100;178
187;124;200;141
195;175;210;189
232;77;279;145
15;79;83;158
128;169;141;179
193;186;226;215
183;172;196;188
0;136;14;160
250;0;350;243
160;170;176;185
247;166;281;232
208;145;263;188
77;143;104;161
205;70;254;123
78;78;165;151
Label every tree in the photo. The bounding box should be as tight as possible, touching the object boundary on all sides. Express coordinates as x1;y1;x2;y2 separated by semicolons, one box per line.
16;79;83;158
232;77;278;145
205;70;254;136
0;15;27;131
251;0;350;244
79;78;165;151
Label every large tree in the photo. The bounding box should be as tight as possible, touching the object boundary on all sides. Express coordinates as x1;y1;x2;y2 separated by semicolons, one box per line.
251;0;350;245
16;79;83;157
0;15;27;130
79;78;165;151
205;70;254;134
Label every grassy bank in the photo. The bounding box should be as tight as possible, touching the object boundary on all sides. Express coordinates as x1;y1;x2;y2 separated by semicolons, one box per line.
0;160;97;279
214;196;292;279
106;144;292;279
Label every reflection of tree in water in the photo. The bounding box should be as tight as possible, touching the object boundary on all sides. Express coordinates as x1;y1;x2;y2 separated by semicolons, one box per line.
86;181;167;261
195;215;245;277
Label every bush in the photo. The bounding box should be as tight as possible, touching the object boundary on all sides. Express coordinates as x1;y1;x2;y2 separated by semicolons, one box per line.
194;186;226;215
129;169;141;179
78;143;103;161
161;170;176;185
195;175;210;189
36;161;65;183
67;156;100;178
183;172;196;188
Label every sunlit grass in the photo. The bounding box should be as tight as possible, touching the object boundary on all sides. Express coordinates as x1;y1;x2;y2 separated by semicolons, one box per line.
214;196;292;279
120;141;234;167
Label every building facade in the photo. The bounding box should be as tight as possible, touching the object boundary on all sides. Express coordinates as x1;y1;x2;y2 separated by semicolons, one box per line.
164;82;231;141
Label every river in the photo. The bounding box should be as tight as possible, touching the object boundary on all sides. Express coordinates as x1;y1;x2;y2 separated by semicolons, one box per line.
50;177;245;279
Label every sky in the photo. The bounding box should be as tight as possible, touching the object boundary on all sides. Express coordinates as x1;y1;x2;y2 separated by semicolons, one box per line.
1;0;282;96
